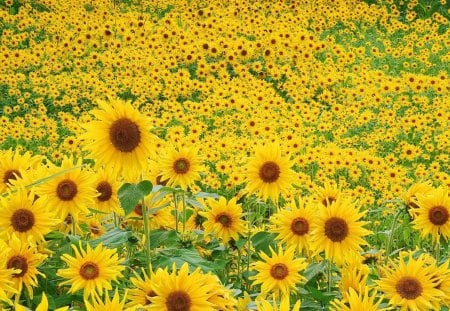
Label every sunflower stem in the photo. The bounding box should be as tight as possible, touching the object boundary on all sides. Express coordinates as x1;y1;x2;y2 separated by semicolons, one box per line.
182;191;187;233
173;192;179;233
327;259;333;293
141;199;152;273
434;239;441;262
385;208;402;264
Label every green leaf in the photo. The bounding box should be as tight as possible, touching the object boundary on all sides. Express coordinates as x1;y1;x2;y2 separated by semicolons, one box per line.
303;261;326;282
118;180;153;215
90;228;132;248
251;231;277;254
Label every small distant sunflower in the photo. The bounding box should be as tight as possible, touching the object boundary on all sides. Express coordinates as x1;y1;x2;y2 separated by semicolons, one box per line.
250;246;307;297
314;181;344;207
91;167;122;215
57;242;125;300
244;143;295;202
82;98;158;180
4;234;47;297
158;145;204;190
200;196;246;244
377;252;444;311
402;181;434;215
270;200;316;252
310;198;371;265
330;287;390;311
35;157;97;222
0;189;56;243
411;187;450;243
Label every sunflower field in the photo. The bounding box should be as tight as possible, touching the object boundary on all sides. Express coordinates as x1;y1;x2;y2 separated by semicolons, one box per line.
0;0;449;309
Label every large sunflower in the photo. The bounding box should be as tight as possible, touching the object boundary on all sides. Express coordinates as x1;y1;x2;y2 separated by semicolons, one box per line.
200;196;246;244
377;252;444;310
244;143;295;202
127;266;163;309
34;156;97;222
411;187;450;243
57;242;125;300
0;189;56;243
91;167;122;215
82;98;157;180
0;240;18;305
310;198;371;265
158;145;204;190
270;200;316;252
250;246;307;297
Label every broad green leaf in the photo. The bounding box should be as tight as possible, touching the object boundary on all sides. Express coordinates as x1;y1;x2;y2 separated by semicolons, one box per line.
118;180;153;215
90;228;132;248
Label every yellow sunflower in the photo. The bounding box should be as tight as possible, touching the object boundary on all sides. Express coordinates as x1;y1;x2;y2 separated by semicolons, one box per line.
330;287;390;311
34;156;97;222
377;252;444;311
270;200;316;252
250;246;307;297
402;181;434;215
314;181;344;207
0;149;43;194
411;187;450;243
244;143;295;202
0;240;18;305
85;288;138;311
200;196;246;244
4;234;47;298
0;189;57;244
127;266;163;309
15;292;69;311
255;294;301;311
158;145;204;190
91;167;122;215
338;255;370;301
310;198;371;265
82;98;158;180
57;242;125;300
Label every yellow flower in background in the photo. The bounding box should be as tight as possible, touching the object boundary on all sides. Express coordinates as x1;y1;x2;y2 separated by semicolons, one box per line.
91;167;122;215
158;145;204;190
82;98;158;180
0;240;18;305
127;266;163;309
200;196;246;244
251;246;307;297
85;288;137;311
244;143;295;202
330;287;390;311
57;242;125;300
15;293;69;311
255;294;301;311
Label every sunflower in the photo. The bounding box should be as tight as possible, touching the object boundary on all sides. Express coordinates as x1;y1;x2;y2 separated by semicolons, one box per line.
15;292;69;311
85;288;138;311
255;294;301;311
310;198;371;265
0;189;57;244
338;255;370;301
34;156;97;222
270;200;316;252
147;263;214;311
377;252;444;310
57;242;125;300
330;287;390;311
200;196;246;244
314;181;344;207
244;143;295;202
411;187;450;243
0;149;43;194
91;167;122;215
0;240;18;305
158;145;204;190
4;234;47;298
82;98;157;180
250;246;307;297
127;266;163;309
402;181;434;215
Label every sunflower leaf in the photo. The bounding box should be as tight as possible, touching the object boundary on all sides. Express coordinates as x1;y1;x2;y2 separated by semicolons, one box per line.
118;180;153;215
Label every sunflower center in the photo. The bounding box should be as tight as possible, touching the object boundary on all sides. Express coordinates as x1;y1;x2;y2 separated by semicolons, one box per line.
166;290;191;311
109;118;141;153
57;179;78;201
134;203;143;216
7;255;28;277
321;196;336;207
3;169;21;184
291;217;309;235
259;161;280;183
11;209;35;232
215;213;232;228
173;158;190;174
96;181;113;202
396;276;423;300
428;206;449;226
324;217;348;242
270;263;289;280
79;262;99;280
89;225;101;235
64;213;73;225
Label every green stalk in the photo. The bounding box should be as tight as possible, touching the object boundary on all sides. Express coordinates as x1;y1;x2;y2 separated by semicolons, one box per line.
327;260;333;293
181;191;187;233
141;199;151;274
173;192;179;233
385;209;402;264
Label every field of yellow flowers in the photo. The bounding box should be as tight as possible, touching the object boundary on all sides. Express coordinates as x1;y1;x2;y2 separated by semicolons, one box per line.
0;0;449;309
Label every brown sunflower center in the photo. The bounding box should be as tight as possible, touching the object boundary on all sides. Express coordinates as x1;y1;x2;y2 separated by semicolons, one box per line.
321;196;336;207
396;276;423;300
3;169;21;184
215;213;232;228
166;290;191;311
270;263;289;280
7;255;28;277
64;213;73;225
134;203;143;216
109;118;141;153
428;206;449;226
324;217;348;242
96;181;113;202
57;179;78;201
11;209;35;232
89;225;101;235
291;217;309;235
259;161;280;183
79;262;99;280
173;158;190;174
